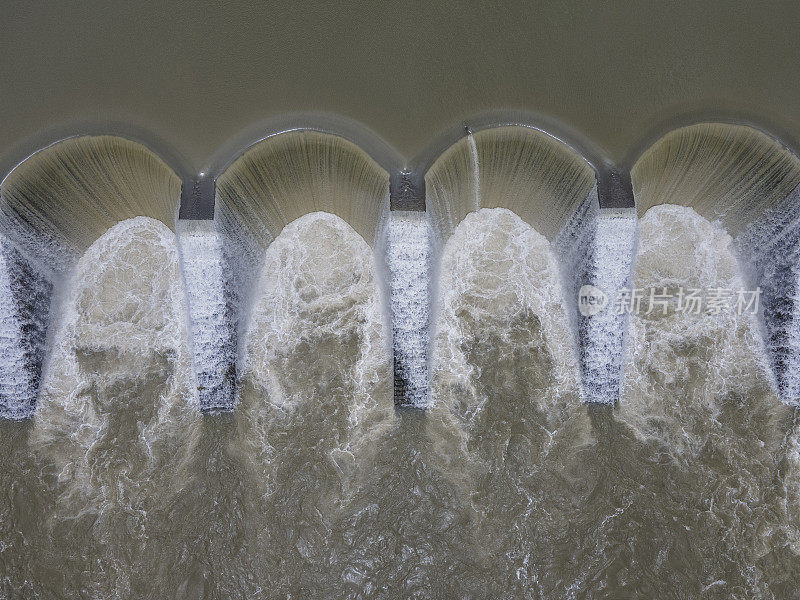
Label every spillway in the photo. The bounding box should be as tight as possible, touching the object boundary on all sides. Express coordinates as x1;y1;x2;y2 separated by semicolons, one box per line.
211;130;391;409
0;135;183;418
176;219;235;409
632;123;800;403
424;125;636;404
0;242;51;419
385;210;432;406
0;120;798;598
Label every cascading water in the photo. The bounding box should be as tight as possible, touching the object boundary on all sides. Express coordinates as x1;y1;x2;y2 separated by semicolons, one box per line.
1;122;800;598
213;130;390;407
0;135;184;418
632;123;800;403
5;217;200;599
423;205;600;597
603;123;800;595
177;219;236;409
424;125;631;405
425;126;597;242
0;240;51;419
171;211;396;598
562;201;638;403
736;182;800;402
610;204;800;596
385;210;432;406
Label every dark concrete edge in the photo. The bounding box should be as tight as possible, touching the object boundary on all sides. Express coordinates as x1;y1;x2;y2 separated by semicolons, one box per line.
597;168;635;209
389;170;426;211
179;176;216;220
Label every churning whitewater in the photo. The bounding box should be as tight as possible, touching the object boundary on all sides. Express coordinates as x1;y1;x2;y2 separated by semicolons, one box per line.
2;200;796;599
1;124;800;599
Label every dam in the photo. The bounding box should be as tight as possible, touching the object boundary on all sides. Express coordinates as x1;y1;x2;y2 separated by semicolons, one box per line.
0;118;799;598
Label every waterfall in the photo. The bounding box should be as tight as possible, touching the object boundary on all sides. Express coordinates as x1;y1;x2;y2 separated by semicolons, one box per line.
580;208;637;402
426;125;602;404
386;210;432;406
177;219;236;410
632;123;800;402
0;135;182;416
554;198;638;404
213;130;391;395
0;239;51;419
426;126;596;241
0;120;798;598
736;182;800;401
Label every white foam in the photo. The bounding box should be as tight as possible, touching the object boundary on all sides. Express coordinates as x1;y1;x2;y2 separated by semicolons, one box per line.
620;205;776;451
735;182;800;403
177;220;236;410
431;208;580;416
0;236;52;419
385;211;432;406
242;212;391;415
239;212;394;491
33;216;197;527
581;208;637;403
551;189;637;404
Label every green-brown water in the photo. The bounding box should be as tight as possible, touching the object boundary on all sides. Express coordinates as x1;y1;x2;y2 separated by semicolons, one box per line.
3;1;800;174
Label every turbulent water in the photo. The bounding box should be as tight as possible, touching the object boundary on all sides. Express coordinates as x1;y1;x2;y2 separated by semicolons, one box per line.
1;205;800;599
0;217;202;598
